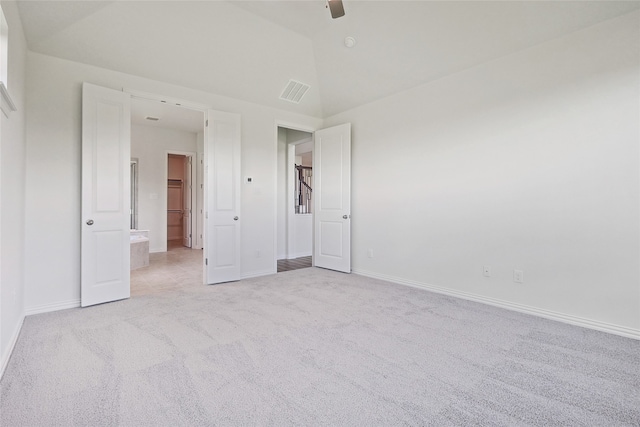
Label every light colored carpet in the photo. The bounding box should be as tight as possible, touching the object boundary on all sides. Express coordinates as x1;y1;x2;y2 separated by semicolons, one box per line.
1;267;639;426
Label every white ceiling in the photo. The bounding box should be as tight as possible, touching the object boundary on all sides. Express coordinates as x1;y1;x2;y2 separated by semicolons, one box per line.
16;1;640;119
131;98;204;134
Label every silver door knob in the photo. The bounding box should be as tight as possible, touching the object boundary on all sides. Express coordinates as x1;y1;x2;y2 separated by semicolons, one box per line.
234;216;239;221
86;219;94;226
343;215;348;219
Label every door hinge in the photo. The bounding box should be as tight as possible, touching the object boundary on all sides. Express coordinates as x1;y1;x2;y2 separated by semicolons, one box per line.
206;119;209;127
205;258;208;265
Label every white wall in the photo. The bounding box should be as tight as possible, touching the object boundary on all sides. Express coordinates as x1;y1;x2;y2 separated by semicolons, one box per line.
131;125;197;253
324;11;640;336
293;215;312;258
0;0;27;375
24;52;322;312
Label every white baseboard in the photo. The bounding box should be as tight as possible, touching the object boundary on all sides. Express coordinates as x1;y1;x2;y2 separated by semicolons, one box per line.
1;314;24;380
353;269;640;340
287;252;312;260
241;269;276;280
25;299;80;316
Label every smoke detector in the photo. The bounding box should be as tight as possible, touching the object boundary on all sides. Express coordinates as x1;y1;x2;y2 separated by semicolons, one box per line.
344;37;356;48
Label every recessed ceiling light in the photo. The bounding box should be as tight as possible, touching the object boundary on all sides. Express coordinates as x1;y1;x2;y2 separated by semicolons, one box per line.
344;37;356;48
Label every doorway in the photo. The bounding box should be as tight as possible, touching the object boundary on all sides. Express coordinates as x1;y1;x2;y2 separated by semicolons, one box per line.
167;153;194;249
81;84;243;307
130;98;205;296
277;126;313;273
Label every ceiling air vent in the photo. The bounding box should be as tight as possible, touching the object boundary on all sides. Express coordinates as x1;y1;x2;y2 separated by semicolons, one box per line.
280;80;310;104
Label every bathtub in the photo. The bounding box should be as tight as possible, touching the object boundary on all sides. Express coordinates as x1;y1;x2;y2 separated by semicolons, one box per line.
130;230;149;270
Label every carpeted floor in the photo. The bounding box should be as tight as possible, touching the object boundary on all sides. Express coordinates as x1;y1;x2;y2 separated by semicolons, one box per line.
1;267;639;426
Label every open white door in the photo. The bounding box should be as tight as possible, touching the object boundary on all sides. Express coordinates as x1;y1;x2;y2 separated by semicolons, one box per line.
314;123;351;273
81;83;131;307
204;110;241;284
183;156;192;248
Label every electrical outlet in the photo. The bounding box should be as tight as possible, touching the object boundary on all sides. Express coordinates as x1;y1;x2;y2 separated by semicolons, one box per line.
483;265;491;277
514;269;524;283
367;249;374;258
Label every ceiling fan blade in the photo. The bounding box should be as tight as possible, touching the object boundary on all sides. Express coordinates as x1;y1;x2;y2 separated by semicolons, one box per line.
328;0;345;19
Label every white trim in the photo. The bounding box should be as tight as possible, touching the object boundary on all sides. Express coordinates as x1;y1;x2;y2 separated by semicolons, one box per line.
0;82;16;118
0;314;24;380
25;299;80;316
288;251;312;260
353;269;640;340
241;269;275;280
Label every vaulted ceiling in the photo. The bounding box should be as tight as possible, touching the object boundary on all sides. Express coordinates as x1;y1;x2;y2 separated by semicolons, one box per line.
17;1;640;118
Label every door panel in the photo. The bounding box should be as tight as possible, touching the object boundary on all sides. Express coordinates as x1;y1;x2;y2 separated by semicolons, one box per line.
81;83;131;307
319;222;343;257
205;110;241;284
314;123;351;273
95;231;125;282
214;225;236;267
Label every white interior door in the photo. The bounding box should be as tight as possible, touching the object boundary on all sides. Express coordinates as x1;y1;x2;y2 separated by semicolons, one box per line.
204;110;241;284
81;83;131;307
183;156;192;248
314;123;351;273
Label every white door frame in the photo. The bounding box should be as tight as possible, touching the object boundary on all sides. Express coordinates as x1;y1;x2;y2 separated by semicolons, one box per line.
164;150;197;250
274;121;316;272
